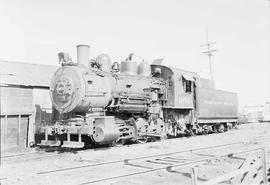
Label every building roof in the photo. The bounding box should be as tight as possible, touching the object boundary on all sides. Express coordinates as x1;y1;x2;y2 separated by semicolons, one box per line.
0;60;58;87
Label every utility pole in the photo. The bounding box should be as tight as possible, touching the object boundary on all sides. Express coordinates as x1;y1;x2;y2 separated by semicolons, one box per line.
200;29;218;87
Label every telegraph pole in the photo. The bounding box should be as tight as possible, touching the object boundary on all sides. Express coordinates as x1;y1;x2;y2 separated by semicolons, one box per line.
200;29;218;87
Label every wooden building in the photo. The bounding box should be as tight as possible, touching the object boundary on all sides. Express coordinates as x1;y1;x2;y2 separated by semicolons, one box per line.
0;60;57;152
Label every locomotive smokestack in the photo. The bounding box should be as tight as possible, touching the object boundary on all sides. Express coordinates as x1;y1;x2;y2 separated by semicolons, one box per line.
77;45;90;66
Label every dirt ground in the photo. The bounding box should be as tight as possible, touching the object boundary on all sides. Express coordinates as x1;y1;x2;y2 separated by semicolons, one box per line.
1;122;270;185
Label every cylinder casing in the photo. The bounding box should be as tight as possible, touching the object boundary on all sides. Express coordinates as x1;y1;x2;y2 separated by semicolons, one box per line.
92;116;120;144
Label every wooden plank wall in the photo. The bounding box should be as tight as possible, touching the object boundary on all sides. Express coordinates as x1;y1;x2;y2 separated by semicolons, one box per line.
0;115;29;151
0;86;33;152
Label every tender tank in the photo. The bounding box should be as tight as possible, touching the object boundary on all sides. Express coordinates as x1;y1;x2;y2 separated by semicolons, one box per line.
50;66;112;113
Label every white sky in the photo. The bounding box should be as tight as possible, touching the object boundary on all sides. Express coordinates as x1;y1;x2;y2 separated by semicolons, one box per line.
0;0;269;106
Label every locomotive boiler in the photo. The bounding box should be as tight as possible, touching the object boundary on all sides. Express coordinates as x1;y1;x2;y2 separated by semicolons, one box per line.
40;45;238;148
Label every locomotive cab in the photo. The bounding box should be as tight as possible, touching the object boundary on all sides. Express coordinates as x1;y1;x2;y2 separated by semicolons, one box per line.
150;65;198;136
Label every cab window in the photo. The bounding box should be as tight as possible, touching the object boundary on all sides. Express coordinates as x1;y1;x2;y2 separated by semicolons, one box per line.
182;78;192;93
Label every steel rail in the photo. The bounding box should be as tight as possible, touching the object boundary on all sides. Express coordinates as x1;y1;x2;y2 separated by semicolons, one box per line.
37;141;249;175
37;137;270;175
78;146;270;185
2;126;266;161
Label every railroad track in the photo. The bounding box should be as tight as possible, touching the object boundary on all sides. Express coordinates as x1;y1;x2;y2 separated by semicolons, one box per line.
2;122;268;163
37;141;242;175
78;147;269;185
0;149;71;165
1;128;267;164
0;134;236;164
29;139;270;185
2;133;270;185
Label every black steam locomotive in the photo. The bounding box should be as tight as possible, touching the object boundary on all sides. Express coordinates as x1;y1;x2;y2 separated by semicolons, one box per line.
40;45;238;148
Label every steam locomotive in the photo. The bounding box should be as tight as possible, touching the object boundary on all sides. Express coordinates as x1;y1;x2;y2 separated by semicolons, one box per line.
40;45;238;148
